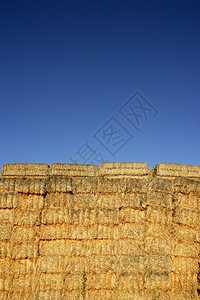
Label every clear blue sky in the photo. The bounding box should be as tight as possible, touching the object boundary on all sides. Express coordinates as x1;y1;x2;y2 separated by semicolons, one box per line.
0;0;199;171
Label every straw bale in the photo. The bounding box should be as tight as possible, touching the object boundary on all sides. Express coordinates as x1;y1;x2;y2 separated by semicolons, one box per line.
14;209;41;226
88;255;116;273
0;209;13;224
175;192;199;210
0;277;11;292
99;162;148;177
119;223;145;240
146;207;172;224
39;240;67;256
118;240;144;255
148;177;174;193
147;191;173;209
86;290;115;300
69;208;96;225
17;194;44;210
86;273;117;290
118;273;144;291
0;178;16;193
37;255;64;273
72;177;97;194
171;272;197;291
171;257;199;274
46;176;72;193
41;208;70;225
45;192;73;208
96;194;121;209
40;224;70;240
9;292;35;300
39;274;63;291
0;241;10;258
1;163;49;178
146;272;170;291
97;177;126;193
146;223;170;240
0;224;12;240
118;254;145;274
0;192;18;208
63;257;87;273
154;163;200;178
38;291;65;300
0;259;10;275
67;240;87;257
50;163;98;177
12;259;34;275
64;273;81;291
173;207;199;226
145;237;171;255
176;226;198;242
12;276;32;291
121;193;147;210
11;226;36;242
147;254;171;273
125;178;148;193
172;242;199;258
96;224;118;240
174;177;199;194
119;208;145;224
11;242;38;259
97;208;119;225
12;178;46;194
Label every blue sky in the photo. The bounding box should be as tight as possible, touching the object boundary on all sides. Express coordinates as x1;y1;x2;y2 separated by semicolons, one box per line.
0;0;199;171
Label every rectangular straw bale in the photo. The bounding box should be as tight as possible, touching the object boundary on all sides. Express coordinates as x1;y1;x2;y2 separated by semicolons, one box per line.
146;207;172;224
145;223;170;240
39;240;67;256
125;177;148;193
12;276;32;291
0;209;13;223
172;242;199;258
39;274;63;291
96;194;121;209
119;223;145;240
121;193;147;210
14;209;41;226
119;208;145;224
97;177;126;193
173;207;199;226
147;254;171;273
86;273;117;290
0;178;16;193
0;224;12;240
46;176;72;193
45;192;73;208
147;191;173;209
63;257;87;274
176;226;198;242
0;241;10;258
118;273;144;291
0;259;10;275
171;257;199;274
145;237;170;255
0;192;18;208
86;239;118;256
119;254;145;274
64;273;82;291
12;259;34;275
72;177;97;194
154;163;200;178
11;226;36;242
99;162;148;177
148;177;174;193
71;194;96;210
41;208;70;225
38;291;64;300
1;163;49;177
0;277;12;292
37;255;64;274
50;163;98;177
118;240;144;255
40;224;70;240
176;192;199;210
11;242;38;259
146;272;170;291
17;194;44;210
86;290;115;300
88;255;117;273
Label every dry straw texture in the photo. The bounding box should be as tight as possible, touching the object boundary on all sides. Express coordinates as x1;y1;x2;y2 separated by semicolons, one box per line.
0;163;200;300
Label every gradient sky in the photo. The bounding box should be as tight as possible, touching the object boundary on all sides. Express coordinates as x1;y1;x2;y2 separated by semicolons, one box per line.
0;0;199;172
